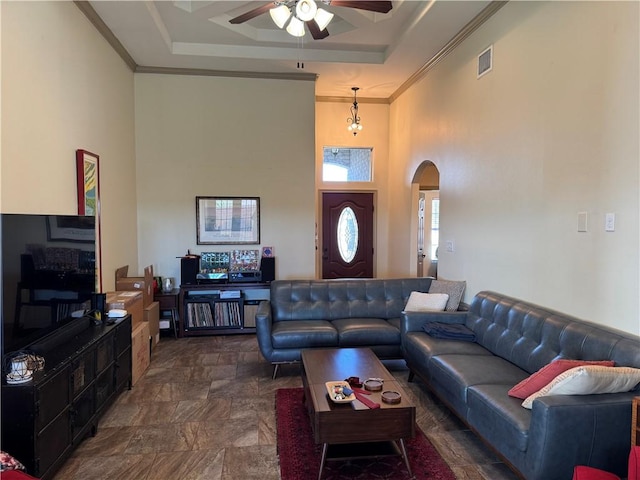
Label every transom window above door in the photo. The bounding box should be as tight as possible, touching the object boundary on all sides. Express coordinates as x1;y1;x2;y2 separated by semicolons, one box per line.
322;147;372;182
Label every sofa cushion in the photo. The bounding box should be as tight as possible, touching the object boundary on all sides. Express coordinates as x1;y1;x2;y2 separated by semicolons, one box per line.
333;318;400;346
508;359;616;399
522;366;640;409
429;354;528;407
387;317;401;331
403;332;493;369
404;292;449;312
467;384;532;453
429;279;466;311
271;320;338;349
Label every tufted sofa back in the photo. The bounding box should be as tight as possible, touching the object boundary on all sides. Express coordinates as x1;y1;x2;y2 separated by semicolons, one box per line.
270;278;433;322
466;291;640;374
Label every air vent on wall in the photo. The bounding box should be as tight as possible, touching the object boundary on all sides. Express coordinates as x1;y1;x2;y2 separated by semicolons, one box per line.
477;45;493;78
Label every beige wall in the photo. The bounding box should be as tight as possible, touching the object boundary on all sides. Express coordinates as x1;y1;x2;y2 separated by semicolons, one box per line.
388;1;639;333
315;100;391;276
1;1;137;292
134;74;316;283
3;1;638;336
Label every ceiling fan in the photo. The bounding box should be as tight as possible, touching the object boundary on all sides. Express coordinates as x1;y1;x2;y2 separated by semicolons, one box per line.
229;0;393;40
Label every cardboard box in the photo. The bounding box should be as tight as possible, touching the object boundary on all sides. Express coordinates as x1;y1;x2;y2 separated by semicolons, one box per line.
131;321;150;386
144;301;160;347
115;265;154;308
106;290;144;328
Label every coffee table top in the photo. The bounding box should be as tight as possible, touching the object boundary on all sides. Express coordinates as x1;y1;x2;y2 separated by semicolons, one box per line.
301;348;415;444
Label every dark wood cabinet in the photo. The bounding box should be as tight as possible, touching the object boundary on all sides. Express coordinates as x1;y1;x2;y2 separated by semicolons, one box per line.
1;315;132;480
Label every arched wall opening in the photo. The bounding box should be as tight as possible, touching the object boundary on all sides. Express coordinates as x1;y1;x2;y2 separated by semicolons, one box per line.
409;161;440;277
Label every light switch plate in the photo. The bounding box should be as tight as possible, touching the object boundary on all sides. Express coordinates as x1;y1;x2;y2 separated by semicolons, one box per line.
577;212;588;232
605;213;615;232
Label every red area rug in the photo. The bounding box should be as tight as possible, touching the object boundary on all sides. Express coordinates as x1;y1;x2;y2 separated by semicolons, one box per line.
276;387;456;480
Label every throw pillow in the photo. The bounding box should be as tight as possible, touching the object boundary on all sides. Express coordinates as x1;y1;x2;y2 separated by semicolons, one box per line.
428;279;466;311
404;292;449;312
508;359;616;399
0;451;25;471
521;365;640;409
572;466;620;480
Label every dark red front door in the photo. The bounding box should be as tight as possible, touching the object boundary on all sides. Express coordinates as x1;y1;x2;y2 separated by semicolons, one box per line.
322;192;374;278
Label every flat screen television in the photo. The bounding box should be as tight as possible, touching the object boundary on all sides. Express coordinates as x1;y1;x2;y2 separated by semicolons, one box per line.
1;214;97;355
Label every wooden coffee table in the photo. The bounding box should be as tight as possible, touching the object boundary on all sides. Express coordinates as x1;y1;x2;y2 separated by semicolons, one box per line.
301;348;415;480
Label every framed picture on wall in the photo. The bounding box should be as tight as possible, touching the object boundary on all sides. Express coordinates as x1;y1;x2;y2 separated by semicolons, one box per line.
76;150;100;216
196;196;260;245
76;149;102;291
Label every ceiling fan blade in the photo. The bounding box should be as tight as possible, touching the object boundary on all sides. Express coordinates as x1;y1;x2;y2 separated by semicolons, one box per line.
307;20;330;40
328;1;392;14
229;2;275;24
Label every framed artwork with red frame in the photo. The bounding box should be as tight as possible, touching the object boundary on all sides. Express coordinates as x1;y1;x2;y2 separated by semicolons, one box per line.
76;149;102;291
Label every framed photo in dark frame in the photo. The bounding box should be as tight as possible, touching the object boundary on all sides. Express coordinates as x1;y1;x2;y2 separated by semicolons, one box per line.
196;196;260;245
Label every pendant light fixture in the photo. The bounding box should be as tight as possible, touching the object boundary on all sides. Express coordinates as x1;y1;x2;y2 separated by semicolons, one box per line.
347;87;363;136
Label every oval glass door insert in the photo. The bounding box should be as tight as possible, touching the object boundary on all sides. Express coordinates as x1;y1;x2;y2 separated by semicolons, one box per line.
337;206;358;263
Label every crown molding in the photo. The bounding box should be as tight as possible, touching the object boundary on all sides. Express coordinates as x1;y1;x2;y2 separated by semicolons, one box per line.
75;2;316;82
76;0;505;100
74;1;137;71
135;65;317;81
389;1;508;103
315;96;390;105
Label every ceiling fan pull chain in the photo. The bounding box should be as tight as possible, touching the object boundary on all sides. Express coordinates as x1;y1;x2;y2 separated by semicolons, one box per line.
297;36;305;69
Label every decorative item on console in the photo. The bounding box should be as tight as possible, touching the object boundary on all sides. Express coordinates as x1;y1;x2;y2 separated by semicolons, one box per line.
162;277;174;293
3;351;45;384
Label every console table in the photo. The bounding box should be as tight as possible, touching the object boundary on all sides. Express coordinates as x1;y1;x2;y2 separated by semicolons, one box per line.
1;315;132;480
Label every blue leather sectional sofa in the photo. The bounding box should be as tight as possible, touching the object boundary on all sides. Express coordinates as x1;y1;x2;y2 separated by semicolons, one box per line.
402;290;640;480
255;278;435;378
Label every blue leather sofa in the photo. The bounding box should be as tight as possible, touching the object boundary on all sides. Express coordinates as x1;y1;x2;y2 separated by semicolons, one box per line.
255;278;434;378
401;290;640;480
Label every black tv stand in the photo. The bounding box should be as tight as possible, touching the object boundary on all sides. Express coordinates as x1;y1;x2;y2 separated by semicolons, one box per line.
1;315;132;479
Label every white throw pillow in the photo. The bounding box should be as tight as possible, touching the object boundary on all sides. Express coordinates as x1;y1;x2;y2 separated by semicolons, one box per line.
521;365;640;409
404;292;449;312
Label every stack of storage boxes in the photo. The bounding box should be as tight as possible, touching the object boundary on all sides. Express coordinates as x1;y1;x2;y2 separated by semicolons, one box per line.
108;264;158;385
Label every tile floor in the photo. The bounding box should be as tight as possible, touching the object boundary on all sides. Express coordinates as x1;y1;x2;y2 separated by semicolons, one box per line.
53;334;520;480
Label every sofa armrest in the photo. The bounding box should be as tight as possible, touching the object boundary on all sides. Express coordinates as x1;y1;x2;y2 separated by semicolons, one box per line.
401;311;468;334
255;300;275;360
526;392;635;480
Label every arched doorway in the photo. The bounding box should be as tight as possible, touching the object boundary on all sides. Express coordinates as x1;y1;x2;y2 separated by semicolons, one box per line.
411;161;440;278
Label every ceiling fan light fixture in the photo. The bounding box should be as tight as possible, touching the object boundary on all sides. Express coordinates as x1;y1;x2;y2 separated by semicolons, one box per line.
269;5;291;29
295;0;318;22
286;15;306;37
314;8;333;31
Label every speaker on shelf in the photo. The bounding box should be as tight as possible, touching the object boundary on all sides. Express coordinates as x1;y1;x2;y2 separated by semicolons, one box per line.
260;257;275;282
181;256;200;285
